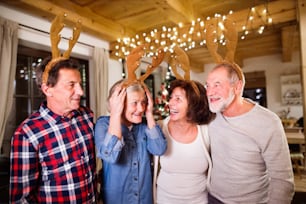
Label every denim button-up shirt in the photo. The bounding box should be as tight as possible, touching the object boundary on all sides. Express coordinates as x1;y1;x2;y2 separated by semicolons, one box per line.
94;116;167;204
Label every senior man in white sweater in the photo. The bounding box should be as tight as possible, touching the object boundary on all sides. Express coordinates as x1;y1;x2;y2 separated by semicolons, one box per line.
205;62;294;204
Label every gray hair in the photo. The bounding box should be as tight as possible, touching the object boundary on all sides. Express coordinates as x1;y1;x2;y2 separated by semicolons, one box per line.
107;80;146;113
213;62;245;88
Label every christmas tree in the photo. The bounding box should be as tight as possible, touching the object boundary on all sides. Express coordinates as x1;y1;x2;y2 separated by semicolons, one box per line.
154;82;169;120
153;67;175;120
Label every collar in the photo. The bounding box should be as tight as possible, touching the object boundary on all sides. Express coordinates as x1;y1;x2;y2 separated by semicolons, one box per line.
39;101;81;124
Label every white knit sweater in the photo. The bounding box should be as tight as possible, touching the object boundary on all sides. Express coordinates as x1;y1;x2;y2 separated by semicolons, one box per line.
208;101;294;204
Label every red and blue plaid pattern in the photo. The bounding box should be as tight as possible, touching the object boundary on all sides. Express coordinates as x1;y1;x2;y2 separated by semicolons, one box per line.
10;102;96;203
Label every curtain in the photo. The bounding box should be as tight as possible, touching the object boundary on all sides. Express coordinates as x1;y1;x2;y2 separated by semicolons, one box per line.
92;47;109;189
0;17;18;149
93;47;109;120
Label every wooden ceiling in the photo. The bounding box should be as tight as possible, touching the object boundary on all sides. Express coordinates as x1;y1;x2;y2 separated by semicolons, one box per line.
0;0;300;72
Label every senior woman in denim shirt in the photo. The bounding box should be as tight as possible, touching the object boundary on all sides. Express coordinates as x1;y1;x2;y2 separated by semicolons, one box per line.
94;80;167;204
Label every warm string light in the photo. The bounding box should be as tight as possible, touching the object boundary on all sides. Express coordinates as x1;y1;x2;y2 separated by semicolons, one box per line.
113;5;273;60
240;4;273;40
114;16;210;59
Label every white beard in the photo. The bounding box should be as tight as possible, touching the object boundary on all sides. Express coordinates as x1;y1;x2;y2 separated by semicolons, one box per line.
209;88;235;113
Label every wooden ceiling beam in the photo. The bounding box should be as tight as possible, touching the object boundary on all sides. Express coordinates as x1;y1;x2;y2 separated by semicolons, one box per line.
19;0;296;48
189;59;204;73
20;0;134;41
281;25;297;62
230;1;296;33
166;0;195;22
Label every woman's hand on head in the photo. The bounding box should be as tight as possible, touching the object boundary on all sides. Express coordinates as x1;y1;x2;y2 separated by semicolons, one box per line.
143;84;154;116
143;84;156;128
109;85;126;117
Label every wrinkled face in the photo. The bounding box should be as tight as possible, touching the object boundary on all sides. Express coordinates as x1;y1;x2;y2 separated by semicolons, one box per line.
47;68;83;115
124;90;146;125
168;87;188;121
205;68;235;113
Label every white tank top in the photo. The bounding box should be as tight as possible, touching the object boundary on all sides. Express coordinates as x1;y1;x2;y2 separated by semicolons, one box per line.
157;126;208;204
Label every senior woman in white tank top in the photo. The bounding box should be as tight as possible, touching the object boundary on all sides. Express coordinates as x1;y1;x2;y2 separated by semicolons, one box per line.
153;79;215;204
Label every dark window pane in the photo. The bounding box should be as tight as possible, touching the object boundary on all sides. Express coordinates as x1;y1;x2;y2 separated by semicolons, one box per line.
79;61;89;106
15;97;30;125
15;55;30;95
80;99;87;107
32;97;45;112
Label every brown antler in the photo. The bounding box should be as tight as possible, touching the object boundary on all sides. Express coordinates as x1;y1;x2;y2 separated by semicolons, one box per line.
167;46;200;96
223;18;238;63
42;14;65;83
125;44;146;85
42;13;82;84
169;46;190;80
205;17;238;63
139;47;165;82
63;20;82;58
205;18;223;63
124;45;165;86
50;14;65;58
206;17;243;80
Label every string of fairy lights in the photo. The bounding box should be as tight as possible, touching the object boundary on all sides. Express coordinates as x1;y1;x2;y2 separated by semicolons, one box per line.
113;4;273;61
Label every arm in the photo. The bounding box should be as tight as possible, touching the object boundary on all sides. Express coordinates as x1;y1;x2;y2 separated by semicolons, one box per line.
94;84;126;163
10;129;39;203
263;120;294;204
142;86;167;155
145;122;167;156
94;117;124;163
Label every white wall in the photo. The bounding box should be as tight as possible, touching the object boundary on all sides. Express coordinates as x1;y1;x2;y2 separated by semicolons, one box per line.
191;52;303;119
244;52;302;119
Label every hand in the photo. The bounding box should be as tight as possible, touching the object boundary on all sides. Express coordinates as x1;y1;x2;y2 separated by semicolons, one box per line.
109;84;126;117
143;84;154;117
108;84;126;138
142;84;156;129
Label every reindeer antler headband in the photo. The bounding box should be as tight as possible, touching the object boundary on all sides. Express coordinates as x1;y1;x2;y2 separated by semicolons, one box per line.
206;17;243;81
125;44;199;96
168;46;200;96
168;46;190;80
42;13;82;84
124;44;165;86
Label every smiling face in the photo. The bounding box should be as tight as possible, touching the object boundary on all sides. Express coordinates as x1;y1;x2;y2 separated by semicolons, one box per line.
205;67;236;113
123;88;146;126
44;68;84;116
168;87;189;122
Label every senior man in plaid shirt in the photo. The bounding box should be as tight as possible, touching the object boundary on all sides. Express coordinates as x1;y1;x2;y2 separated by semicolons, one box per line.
9;57;97;203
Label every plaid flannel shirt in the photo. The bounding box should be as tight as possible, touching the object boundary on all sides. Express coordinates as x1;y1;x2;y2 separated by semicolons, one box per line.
10;102;96;203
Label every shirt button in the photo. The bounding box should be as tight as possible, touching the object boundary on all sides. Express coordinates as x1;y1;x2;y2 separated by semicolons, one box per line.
134;177;138;181
134;193;138;196
133;162;137;165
